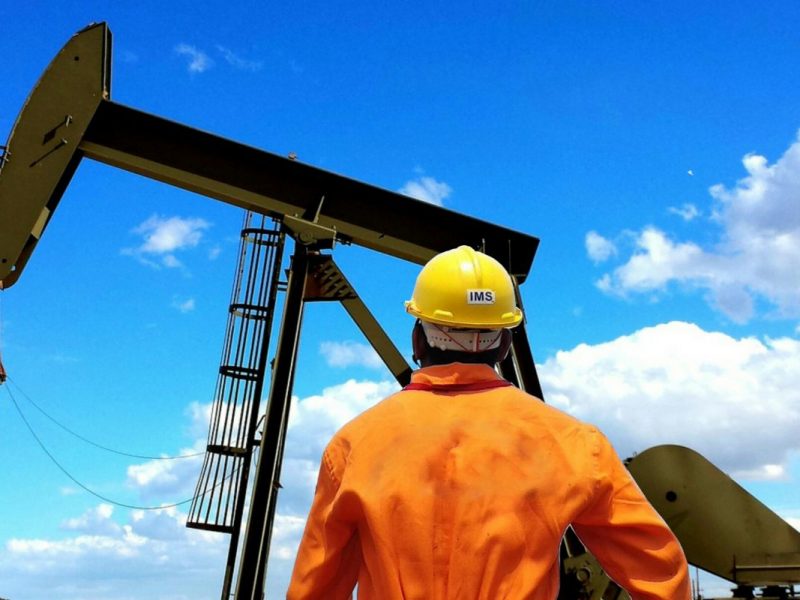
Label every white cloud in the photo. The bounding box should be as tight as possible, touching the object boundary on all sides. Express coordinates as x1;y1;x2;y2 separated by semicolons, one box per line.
126;447;204;501
171;297;196;313
733;463;787;481
0;393;219;597
174;43;213;73
398;176;452;206
595;226;714;291
61;504;121;537
668;202;700;221
133;215;209;254
319;340;384;369
185;401;213;440
161;254;182;269
0;377;304;599
215;45;263;71
123;215;211;269
539;321;800;479
0;505;227;600
177;43;263;74
269;515;307;561
585;231;617;263
596;133;800;322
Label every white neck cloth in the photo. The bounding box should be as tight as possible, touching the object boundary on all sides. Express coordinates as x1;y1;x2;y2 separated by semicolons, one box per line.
421;320;504;353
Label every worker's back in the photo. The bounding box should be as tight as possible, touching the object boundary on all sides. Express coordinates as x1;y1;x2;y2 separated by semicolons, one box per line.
334;364;592;599
288;363;690;599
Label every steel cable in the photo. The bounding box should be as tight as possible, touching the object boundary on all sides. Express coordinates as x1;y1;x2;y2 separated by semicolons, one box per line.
5;375;203;460
3;382;240;511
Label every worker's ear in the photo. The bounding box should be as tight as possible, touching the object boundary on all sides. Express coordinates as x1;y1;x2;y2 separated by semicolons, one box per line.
496;329;513;363
411;320;428;366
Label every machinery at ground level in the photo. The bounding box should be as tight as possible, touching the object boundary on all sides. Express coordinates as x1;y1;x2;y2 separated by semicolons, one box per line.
1;23;797;599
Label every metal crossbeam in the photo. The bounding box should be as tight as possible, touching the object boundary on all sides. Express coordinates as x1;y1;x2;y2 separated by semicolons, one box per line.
79;99;539;278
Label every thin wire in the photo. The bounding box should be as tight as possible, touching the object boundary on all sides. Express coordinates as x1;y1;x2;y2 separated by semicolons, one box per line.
6;376;203;460
4;383;236;511
0;290;10;385
0;287;5;375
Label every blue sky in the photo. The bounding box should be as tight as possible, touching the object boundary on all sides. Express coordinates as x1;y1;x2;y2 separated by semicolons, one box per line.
1;2;799;598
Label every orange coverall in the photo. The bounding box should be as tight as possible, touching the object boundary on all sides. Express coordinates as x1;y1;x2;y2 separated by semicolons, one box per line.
287;363;690;599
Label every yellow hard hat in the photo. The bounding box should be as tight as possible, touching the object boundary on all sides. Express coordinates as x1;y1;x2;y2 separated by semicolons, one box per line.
405;246;523;328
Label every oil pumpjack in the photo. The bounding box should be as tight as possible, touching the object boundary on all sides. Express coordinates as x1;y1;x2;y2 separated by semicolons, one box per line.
1;23;797;600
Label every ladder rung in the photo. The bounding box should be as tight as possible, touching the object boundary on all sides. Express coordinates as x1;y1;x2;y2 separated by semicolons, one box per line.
230;303;272;321
219;365;260;381
186;521;235;534
206;444;249;457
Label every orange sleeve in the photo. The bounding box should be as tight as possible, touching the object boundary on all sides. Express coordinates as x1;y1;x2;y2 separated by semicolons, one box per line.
572;430;691;600
287;441;360;600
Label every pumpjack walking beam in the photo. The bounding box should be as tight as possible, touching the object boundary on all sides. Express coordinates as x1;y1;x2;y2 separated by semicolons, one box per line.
0;23;539;291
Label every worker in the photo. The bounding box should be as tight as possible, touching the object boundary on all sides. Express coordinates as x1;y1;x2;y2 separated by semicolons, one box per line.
287;245;691;599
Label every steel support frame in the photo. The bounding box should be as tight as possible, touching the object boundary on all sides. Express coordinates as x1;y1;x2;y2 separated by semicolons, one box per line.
305;254;413;387
499;322;543;399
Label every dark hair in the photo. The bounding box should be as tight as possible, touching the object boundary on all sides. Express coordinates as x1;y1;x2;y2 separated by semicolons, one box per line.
419;346;504;368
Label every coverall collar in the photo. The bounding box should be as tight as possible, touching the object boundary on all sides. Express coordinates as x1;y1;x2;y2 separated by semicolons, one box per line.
410;363;507;388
